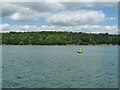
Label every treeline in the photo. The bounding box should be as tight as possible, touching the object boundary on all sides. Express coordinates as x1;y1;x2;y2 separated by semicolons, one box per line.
1;31;120;45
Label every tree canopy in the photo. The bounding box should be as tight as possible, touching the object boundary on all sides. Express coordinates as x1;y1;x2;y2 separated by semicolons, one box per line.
1;31;119;45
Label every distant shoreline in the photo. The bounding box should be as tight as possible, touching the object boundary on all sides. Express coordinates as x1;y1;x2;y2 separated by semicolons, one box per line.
1;31;119;45
2;44;119;46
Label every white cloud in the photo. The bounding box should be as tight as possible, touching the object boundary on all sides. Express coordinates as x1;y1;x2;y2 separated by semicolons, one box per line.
0;24;118;34
1;1;117;35
14;2;65;13
1;2;18;17
9;11;40;22
107;17;117;20
1;2;65;22
62;2;118;9
1;24;37;31
1;2;117;24
45;10;106;26
1;2;65;16
2;2;41;21
2;0;119;2
0;23;10;30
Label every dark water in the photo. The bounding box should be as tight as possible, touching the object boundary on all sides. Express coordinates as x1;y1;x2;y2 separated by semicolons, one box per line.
2;45;118;88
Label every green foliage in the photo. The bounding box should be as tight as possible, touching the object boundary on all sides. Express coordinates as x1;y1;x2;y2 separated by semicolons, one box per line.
1;31;119;45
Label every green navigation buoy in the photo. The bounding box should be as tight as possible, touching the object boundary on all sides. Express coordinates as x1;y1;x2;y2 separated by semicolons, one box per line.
77;48;83;53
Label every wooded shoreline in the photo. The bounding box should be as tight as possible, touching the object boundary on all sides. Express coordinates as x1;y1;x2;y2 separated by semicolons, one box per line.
1;31;120;45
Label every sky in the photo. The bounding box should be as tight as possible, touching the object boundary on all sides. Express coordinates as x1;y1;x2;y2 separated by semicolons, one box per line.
0;1;119;34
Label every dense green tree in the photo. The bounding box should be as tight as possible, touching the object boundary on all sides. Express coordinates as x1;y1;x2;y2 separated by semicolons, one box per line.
1;31;119;45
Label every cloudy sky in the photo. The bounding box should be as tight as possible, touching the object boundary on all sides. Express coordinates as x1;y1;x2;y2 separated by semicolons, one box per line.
0;1;118;34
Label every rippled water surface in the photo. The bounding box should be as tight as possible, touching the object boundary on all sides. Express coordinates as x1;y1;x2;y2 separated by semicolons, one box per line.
2;45;118;88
